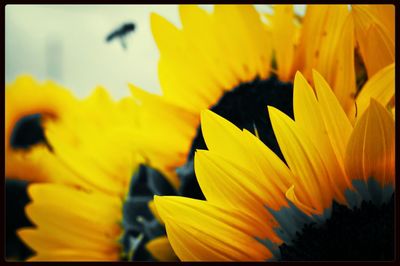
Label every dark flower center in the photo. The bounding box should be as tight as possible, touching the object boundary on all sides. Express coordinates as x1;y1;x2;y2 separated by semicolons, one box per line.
279;195;395;261
178;76;294;200
10;114;51;150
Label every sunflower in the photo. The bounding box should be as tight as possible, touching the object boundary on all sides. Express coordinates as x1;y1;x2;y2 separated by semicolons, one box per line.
130;4;394;192
5;76;78;183
6;77;175;261
5;74;144;187
154;69;395;261
124;5;394;257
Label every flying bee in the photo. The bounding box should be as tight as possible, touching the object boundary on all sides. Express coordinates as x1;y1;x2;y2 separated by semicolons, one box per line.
106;22;135;50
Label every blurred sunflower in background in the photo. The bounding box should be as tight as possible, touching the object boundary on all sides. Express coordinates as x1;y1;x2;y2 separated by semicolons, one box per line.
126;4;395;257
155;69;395;261
5;77;175;261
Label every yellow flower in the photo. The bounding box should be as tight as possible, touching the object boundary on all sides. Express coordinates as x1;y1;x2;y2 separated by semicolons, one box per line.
18;183;124;261
130;4;394;186
352;5;394;78
5;76;139;191
5;76;78;183
5;77;171;261
154;70;395;261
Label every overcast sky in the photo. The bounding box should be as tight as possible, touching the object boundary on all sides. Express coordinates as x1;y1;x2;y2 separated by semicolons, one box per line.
5;5;305;99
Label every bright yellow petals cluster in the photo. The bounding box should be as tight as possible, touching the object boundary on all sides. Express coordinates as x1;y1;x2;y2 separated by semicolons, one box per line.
352;5;394;78
6;76;141;261
130;4;364;182
154;70;395;261
5;4;395;262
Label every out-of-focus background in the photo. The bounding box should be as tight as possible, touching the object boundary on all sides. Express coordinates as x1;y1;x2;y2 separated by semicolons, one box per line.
6;5;305;99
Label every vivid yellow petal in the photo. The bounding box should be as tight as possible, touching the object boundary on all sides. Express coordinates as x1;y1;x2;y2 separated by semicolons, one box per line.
241;129;295;208
269;106;332;213
23;202;121;251
313;5;349;86
179;5;237;89
351;63;395;121
232;5;272;80
368;5;395;39
146;236;178;261
200;110;255;171
194;150;278;226
293;72;349;204
285;185;321;216
129;84;198;184
270;5;296;81
352;5;394;77
148;200;164;225
28;183;122;224
48;119;136;189
155;196;275;261
151;12;225;111
345;99;395;186
18;228;120;254
292;5;349;82
44;129;128;196
312;70;353;163
213;5;256;83
331;14;356;113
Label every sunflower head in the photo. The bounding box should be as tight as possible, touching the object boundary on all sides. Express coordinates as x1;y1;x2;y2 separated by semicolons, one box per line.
153;69;395;261
5;76;78;182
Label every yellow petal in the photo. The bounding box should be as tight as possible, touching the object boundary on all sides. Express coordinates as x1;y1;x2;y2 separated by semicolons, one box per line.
45;129;127;196
129;84;198;182
199;111;295;211
367;5;395;40
270;5;296;81
351;63;395;121
194;150;278;226
146;236;178;261
268;106;332;213
292;5;349;81
285;185;320;216
331;14;356;113
28;183;122;224
345;99;395;186
179;5;237;89
233;5;272;80
352;5;394;77
154;196;274;261
213;5;257;83
241;129;295;209
313;6;350;86
293;72;349;204
18;228;120;255
312;70;353;163
148;200;164;225
151;12;225;111
200;110;255;171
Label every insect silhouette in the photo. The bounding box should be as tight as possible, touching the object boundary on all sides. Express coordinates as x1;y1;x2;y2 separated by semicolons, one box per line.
106;23;136;50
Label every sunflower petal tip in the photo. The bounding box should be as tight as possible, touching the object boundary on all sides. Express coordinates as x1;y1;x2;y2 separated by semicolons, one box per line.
149;12;161;21
267;105;279;115
200;109;217;125
311;68;321;78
